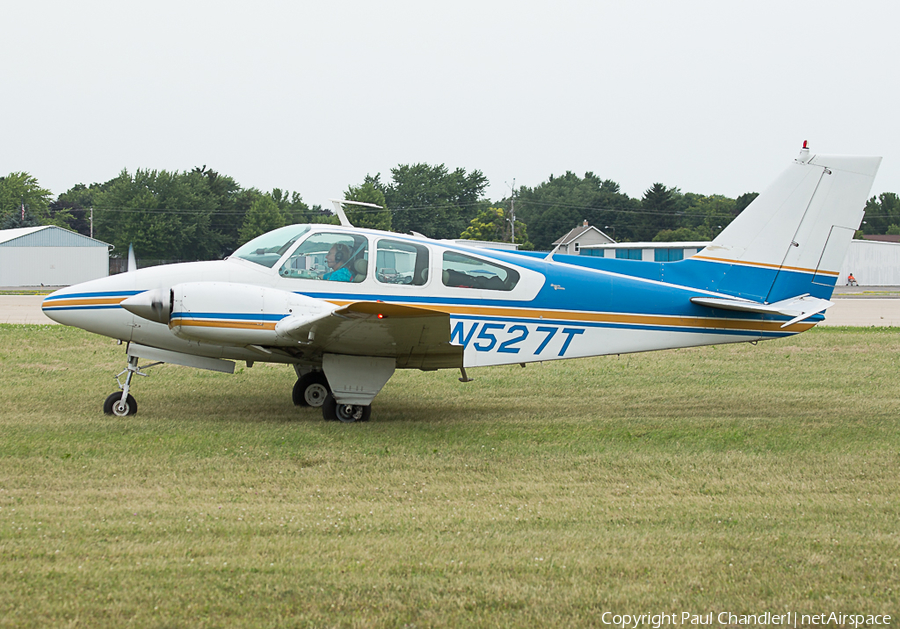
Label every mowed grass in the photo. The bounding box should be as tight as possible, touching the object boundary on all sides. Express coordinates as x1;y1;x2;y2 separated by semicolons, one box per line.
1;325;899;627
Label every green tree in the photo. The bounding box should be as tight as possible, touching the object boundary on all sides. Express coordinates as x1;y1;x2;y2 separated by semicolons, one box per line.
0;208;41;229
270;187;317;226
343;175;391;231
0;172;54;227
515;172;639;249
652;227;710;242
862;192;900;234
190;166;252;257
92;169;222;261
52;183;101;236
734;192;759;215
459;206;532;249
678;194;736;240
238;196;286;245
639;183;679;241
380;164;488;239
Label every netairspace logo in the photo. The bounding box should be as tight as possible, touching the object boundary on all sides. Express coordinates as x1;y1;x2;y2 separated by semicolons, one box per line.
599;611;892;628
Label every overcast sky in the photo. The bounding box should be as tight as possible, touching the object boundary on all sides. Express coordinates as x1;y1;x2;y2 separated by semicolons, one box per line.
3;0;898;208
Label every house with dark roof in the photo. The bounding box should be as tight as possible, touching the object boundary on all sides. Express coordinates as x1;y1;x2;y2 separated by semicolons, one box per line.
551;221;615;254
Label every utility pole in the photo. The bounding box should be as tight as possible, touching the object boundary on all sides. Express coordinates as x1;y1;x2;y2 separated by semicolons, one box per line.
508;178;516;244
90;207;94;238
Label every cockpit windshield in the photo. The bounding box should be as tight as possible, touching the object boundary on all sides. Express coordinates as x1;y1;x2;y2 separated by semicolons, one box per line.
230;225;311;268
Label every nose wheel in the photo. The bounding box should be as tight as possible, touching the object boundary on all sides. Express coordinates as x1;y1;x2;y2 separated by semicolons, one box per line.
104;392;137;416
103;354;158;417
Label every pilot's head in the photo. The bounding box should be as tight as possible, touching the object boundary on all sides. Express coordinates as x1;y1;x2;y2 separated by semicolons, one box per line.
326;243;351;269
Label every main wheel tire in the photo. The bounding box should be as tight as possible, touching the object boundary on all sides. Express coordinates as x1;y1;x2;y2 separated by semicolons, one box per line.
293;372;330;408
321;394;371;423
103;392;137;417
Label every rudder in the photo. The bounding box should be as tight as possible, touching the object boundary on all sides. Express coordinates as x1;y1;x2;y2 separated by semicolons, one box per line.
693;145;881;302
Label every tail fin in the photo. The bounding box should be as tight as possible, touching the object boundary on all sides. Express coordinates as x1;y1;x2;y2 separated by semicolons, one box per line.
693;144;881;302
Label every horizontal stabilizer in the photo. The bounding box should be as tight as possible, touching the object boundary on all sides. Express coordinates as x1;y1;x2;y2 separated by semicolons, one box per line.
691;294;833;328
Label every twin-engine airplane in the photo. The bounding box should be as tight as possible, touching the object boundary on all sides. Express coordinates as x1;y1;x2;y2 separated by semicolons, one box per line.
43;144;880;422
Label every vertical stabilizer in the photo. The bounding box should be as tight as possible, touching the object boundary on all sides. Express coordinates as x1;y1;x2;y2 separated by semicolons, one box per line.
693;146;880;301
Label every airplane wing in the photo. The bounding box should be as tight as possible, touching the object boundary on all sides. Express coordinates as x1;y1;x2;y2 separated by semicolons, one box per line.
690;294;833;328
125;283;464;370
275;301;463;370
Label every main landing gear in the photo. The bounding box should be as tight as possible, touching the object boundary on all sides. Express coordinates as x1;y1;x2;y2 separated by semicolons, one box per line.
291;371;372;422
292;371;331;408
292;357;391;423
322;395;371;423
292;369;371;422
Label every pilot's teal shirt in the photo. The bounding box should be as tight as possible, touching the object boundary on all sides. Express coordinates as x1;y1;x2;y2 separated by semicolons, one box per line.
323;267;352;282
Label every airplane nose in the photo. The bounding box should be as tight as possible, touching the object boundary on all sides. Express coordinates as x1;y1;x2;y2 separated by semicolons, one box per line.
41;282;136;331
120;289;171;324
41;288;76;325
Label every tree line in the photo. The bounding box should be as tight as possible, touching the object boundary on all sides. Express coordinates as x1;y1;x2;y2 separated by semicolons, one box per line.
2;165;898;260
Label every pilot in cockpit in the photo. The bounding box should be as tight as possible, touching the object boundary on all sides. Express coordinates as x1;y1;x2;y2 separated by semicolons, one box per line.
323;243;353;282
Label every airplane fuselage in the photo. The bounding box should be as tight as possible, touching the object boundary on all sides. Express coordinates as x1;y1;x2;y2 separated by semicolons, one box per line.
42;226;812;371
41;147;881;420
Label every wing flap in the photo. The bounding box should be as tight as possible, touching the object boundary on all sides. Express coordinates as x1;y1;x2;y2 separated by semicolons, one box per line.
277;301;462;369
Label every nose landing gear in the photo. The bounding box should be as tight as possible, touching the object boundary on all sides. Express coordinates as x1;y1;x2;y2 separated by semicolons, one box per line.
103;355;160;417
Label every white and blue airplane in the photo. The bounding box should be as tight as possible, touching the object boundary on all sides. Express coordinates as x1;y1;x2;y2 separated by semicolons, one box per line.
43;144;880;422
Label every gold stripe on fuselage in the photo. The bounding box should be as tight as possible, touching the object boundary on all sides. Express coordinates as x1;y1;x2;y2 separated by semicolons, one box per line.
323;300;814;333
43;296;127;308
690;255;840;277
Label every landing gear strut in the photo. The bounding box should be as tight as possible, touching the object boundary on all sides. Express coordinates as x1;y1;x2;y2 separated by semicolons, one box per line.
103;354;158;417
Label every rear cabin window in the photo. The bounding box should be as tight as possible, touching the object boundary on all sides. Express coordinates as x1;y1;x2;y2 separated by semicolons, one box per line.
376;239;430;286
441;251;519;291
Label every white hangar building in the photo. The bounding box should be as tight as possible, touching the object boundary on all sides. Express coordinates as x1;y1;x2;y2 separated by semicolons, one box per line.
838;239;900;286
0;226;111;287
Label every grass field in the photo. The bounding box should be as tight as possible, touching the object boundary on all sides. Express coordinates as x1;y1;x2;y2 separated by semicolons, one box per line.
1;324;898;627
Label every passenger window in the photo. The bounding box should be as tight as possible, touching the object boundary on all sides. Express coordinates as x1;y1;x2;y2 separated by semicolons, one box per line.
279;232;369;283
376;240;430;286
441;251;519;291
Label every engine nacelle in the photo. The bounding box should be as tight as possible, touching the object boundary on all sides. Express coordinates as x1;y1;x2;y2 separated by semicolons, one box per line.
168;282;336;347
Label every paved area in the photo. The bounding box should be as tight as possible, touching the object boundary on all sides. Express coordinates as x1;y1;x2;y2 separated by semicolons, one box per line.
3;289;899;327
0;295;58;324
818;299;900;327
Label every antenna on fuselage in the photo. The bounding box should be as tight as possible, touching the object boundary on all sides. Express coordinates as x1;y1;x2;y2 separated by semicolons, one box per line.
543;242;563;261
329;199;385;228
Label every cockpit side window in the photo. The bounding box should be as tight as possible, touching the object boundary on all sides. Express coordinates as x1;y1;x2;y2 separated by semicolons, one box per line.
441;251;520;291
376;239;430;286
279;232;369;283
